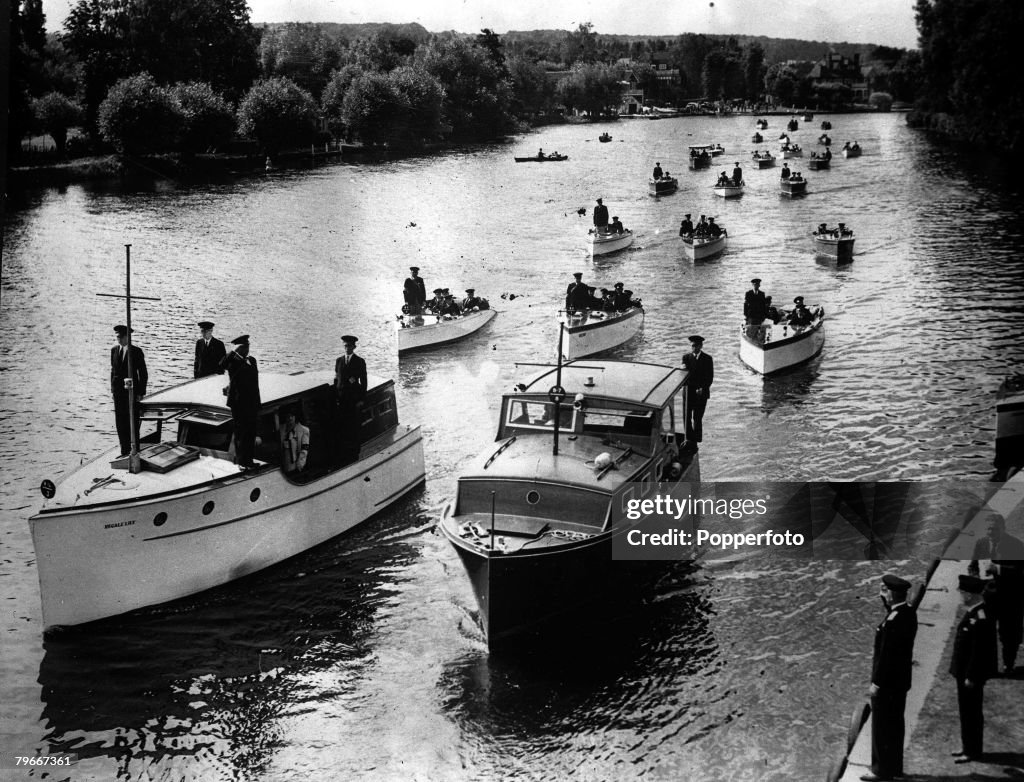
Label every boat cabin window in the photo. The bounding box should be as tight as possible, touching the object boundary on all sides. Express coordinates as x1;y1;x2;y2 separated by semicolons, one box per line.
178;413;234;454
504;399;576;434
580;408;654;453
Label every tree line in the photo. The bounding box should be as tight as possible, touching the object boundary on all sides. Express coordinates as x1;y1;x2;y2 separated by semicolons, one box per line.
9;0;927;163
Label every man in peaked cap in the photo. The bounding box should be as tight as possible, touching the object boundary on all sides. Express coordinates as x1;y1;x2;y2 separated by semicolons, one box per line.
404;267;426;316
593;198;609;233
194;320;227;378
462;288;486;311
334;335;367;464
861;574;918;781
426;287;445;313
219;335;261;469
681;335;713;452
950;574;999;763
679;213;694;237
788;295;813;327
744;278;768;335
111;325;148;457
565;272;590;313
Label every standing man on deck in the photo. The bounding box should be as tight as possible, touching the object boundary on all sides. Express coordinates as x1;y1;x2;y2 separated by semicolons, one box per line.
565;272;590;312
732;161;743;186
681;335;713;452
950;574;998;764
679;213;694;237
334;335;367;463
969;513;1024;674
111;325;148;457
404;266;426;316
220;335;261;469
652;162;663;180
744;279;768;334
862;573;918;782
593;198;609;234
193;321;226;378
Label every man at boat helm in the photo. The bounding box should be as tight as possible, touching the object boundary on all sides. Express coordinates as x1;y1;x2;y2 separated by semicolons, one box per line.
403;266;426;316
426;287;444;313
681;335;713;453
110;324;148;457
220;335;261;469
789;296;814;328
565;272;590;313
744;278;769;332
679;213;694;237
593;198;609;234
334;335;367;464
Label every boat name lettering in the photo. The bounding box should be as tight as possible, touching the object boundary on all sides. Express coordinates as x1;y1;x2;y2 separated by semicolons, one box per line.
104;520;136;529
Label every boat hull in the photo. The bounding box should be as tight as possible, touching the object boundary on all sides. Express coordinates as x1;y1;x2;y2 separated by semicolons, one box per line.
814;236;854;261
713;184;744;198
781;148;803;158
842;148;861;158
754;156;776;168
514;155;568;162
780;180;808;197
562;307;644;359
996;376;1024;472
397;309;496;354
689;156;712;170
649;178;678;196
739;318;825;375
30;428;426;629
590;230;634;256
808;158;831;170
682;233;727;260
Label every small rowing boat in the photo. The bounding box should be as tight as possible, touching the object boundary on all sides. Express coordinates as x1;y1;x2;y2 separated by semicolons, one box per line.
994;373;1024;481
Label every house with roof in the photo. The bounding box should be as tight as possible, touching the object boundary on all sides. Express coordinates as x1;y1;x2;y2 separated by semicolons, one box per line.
809;52;870;100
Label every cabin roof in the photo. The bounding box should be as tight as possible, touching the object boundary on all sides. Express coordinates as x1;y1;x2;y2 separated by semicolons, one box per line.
141;370;390;412
514;359;686;409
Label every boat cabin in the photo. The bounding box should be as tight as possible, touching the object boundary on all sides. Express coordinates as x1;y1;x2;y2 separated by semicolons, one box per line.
139;370;399;483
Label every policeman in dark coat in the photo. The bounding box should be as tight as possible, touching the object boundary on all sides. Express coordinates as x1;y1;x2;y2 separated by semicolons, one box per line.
111;325;148;456
863;574;918;781
968;513;1024;673
731;162;743;186
193;321;227;378
403;267;427;315
334;335;367;461
681;335;713;449
679;213;694;237
744;279;768;326
220;335;261;468
426;287;445;313
788;296;814;327
950;574;998;763
565;272;590;312
593;198;609;233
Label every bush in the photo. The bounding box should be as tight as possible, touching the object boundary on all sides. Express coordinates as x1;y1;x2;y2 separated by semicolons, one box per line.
237;77;319;156
31;92;85;156
98;73;182;155
171;82;236;154
869;92;894;112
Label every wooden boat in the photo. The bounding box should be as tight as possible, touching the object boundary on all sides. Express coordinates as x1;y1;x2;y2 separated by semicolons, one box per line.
807;156;831;170
994;373;1024;480
812;224;854;260
396;308;497;354
438;359;700;646
590;229;634;256
787;118;799;131
842;144;862;158
820;120;832;130
752;151;776;168
598;133;612;143
689;153;712;170
752;132;764;143
803;113;814;121
514;153;568;162
561;306;644;360
818;134;832;146
649;176;679;196
30;370;426;630
713;181;744;198
780;144;803;158
689;143;724;157
681;230;728;260
780;177;808;197
740;308;825;375
756;118;768;130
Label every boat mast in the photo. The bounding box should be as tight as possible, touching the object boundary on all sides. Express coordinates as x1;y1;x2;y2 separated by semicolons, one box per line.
549;323;567;456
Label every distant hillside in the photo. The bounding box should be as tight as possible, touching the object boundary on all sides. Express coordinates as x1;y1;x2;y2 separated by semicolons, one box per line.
258;21;431;44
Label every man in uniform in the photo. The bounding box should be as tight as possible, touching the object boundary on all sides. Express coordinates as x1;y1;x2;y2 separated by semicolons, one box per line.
193;321;226;378
732;161;743;186
744;279;769;333
462;288;487;311
403;267;426;315
609;216;626;234
111;325;148;457
950;574;998;764
861;574;918;782
220;335;261;469
593;198;609;234
334;335;367;462
279;406;310;475
780;163;791;180
652;162;663;180
679;213;694;237
565;272;590;312
788;296;814;327
681;335;713;451
969;513;1024;673
707;217;723;238
426;287;445;313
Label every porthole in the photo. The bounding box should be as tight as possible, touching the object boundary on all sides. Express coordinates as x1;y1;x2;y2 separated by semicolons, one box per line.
153;511;167;527
202;501;215;515
249;488;261;502
526;490;541;505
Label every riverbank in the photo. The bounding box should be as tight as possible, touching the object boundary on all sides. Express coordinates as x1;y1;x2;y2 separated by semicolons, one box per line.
833;470;1024;782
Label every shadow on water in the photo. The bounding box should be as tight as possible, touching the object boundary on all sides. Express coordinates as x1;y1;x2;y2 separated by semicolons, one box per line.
36;490;428;779
755;359;823;414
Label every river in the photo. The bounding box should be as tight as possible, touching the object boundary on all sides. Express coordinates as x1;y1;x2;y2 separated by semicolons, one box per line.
1;112;1023;781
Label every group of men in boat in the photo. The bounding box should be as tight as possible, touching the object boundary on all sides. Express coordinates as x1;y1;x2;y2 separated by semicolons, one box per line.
679;213;725;239
814;222;853;239
842;141;861;152
592;197;628;235
780;164;805;182
715;162;744;188
810;147;833;161
564;272;640;314
402;266;489;319
651;162;674;181
743;278;816;339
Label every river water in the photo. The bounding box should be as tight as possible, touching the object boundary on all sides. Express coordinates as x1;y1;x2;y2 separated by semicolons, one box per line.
2;113;1023;781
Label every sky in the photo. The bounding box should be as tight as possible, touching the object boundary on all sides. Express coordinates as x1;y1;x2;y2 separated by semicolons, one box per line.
39;0;920;50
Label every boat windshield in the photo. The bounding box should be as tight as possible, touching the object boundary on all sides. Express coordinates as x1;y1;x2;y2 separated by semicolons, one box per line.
504;399;576;434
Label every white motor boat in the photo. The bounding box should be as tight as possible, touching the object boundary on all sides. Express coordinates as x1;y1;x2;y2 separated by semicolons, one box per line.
681;231;728;261
396;308;496;354
590;229;634;256
649;177;679;196
713;182;744;198
995;373;1024;480
813;225;855;261
561;307;644;360
30;370;426;630
739;309;825;375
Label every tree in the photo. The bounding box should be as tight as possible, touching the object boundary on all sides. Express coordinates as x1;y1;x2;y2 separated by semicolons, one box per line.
98;72;181;155
9;0;51;158
170;82;236;155
237;77;319;156
869;91;894;111
322;64;364;138
555;64;621;118
561;23;598;66
743;43;766;102
259;23;342;100
764;62;800;106
340;71;403;146
388;66;446;147
31;92;85;156
506;56;555;119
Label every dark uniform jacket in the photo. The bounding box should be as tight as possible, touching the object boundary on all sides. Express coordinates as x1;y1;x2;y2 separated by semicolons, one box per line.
872;602;917;691
335;353;367;404
194;337;227;378
679;219;694;236
744;289;768;322
593;203;609;229
565;282;590;311
403;277;426;308
950;604;998;682
220;352;260;415
682;351;714;398
110;344;148;397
